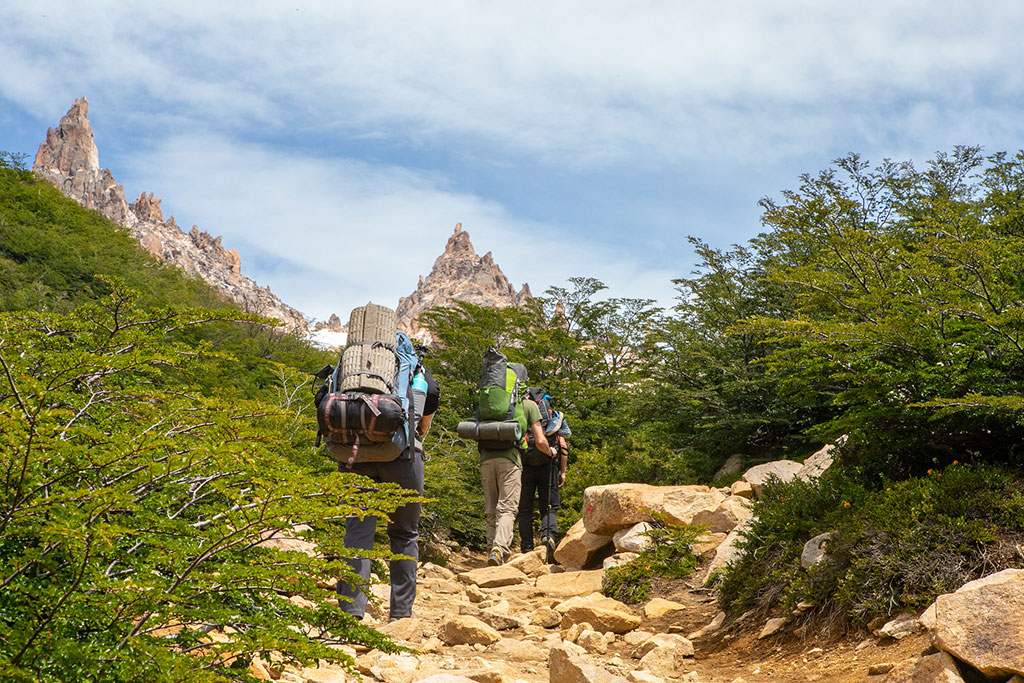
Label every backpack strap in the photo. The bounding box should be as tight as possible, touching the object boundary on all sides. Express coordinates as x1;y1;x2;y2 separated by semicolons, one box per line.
339;370;395;394
506;373;520;421
348;340;397;353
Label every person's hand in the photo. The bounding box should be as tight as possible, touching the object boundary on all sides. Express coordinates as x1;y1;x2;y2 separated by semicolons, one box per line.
549;445;558;458
558;471;566;488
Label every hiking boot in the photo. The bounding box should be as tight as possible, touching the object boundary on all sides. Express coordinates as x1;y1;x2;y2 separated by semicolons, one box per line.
487;548;503;566
542;536;557;564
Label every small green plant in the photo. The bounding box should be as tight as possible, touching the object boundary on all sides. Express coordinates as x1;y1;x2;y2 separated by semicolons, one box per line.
603;560;653;604
602;515;703;604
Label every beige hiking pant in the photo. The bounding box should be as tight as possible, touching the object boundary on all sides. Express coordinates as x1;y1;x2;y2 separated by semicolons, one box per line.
480;457;522;557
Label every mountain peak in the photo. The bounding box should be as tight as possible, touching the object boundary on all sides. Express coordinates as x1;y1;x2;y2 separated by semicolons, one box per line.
32;98;307;333
395;223;531;341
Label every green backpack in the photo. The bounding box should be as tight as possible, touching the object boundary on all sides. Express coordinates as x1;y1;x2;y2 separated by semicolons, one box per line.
456;348;529;450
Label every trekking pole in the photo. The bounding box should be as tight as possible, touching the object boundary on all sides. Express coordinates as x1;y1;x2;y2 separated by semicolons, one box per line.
545;436;557;539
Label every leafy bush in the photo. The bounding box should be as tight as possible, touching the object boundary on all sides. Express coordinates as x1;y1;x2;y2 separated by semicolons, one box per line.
715;463;1024;627
602;517;702;604
0;285;412;681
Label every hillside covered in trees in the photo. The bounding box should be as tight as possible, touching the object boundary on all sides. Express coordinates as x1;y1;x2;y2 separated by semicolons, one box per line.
5;144;1024;680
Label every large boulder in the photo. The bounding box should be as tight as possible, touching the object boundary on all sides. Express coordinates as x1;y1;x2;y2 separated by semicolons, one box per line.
713;454;745;480
507;548;547;575
582;484;669;535
438;615;501;646
457;564;528;588
536;570;605;598
690;495;752;533
741;460;803;499
554;519;615;570
795;442;838;482
548;643;630;683
557;593;642;634
883;651;965;682
658;487;727;528
613;523;653;553
704;517;755;581
924;568;1024;677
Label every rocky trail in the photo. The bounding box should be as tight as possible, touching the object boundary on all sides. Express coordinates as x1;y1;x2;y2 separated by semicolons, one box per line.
262;545;932;683
254;449;1024;683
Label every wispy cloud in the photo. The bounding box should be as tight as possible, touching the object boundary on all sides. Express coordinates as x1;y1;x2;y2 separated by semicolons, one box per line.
4;1;1024;323
122;133;678;321
5;2;1024;166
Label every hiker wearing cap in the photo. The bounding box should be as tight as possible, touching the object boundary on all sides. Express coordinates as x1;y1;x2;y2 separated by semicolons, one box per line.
518;388;571;562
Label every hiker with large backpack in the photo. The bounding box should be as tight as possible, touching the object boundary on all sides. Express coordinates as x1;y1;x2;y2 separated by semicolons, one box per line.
518;388;571;563
457;348;553;566
314;303;440;622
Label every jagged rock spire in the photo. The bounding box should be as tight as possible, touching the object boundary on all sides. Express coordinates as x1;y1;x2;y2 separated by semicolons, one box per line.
395;222;532;342
33;97;131;225
31;98;307;334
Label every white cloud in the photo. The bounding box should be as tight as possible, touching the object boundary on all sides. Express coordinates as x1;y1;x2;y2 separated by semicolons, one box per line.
5;0;1024;327
122;134;679;322
4;1;1024;167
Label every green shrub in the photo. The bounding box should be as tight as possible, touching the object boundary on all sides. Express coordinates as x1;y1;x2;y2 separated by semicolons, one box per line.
602;517;702;604
0;286;411;681
603;561;653;604
716;463;1024;627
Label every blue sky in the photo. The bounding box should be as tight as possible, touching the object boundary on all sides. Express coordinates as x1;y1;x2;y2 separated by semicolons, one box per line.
3;1;1024;323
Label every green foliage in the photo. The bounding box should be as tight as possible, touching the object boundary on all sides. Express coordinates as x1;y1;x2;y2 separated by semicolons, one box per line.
744;147;1024;478
602;561;652;604
602;517;702;604
715;463;1024;626
420;282;666;546
0;285;411;681
421;425;488;550
652;239;828;479
0;165;223;313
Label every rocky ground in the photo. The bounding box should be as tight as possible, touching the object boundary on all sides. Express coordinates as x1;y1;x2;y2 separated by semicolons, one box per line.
251;448;1022;682
255;547;937;683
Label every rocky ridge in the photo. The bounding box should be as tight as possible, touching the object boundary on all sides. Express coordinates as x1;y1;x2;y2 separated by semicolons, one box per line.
395;223;531;342
32;98;307;333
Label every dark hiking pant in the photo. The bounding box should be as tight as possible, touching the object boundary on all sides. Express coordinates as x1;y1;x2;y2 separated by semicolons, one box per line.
336;452;423;620
518;462;559;552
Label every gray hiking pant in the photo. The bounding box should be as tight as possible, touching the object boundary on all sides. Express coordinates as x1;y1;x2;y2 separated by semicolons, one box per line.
336;452;424;620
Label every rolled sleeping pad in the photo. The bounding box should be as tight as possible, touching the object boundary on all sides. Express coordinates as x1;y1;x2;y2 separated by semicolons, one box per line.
457;420;522;442
456;420;479;440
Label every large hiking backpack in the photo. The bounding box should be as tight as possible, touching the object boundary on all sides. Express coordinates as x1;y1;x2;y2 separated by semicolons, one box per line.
313;303;419;468
523;386;555;467
523;387;573;467
456;348;528;450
